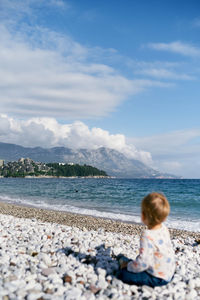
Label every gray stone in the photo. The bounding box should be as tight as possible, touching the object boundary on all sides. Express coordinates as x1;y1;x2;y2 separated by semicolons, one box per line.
41;268;56;277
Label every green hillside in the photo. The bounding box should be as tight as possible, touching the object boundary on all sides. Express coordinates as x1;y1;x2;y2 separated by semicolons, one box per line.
0;158;108;178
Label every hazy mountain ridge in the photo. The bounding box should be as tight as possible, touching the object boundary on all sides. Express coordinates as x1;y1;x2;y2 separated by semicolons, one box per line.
0;142;177;178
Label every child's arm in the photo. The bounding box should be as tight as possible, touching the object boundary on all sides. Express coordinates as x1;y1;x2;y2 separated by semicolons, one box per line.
127;231;151;273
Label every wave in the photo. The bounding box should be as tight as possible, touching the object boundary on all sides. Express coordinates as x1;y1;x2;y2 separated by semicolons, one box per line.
0;194;199;232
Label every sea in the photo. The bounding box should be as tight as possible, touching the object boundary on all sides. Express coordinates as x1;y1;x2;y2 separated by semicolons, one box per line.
0;178;199;232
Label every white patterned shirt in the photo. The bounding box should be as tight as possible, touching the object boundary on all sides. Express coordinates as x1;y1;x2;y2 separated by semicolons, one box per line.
127;224;175;281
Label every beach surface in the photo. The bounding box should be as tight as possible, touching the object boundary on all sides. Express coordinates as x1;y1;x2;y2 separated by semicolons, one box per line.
0;201;200;299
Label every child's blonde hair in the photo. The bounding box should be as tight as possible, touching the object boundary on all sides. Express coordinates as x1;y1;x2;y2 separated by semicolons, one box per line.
141;192;170;227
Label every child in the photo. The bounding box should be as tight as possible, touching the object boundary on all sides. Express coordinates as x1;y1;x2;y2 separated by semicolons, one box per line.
117;192;175;287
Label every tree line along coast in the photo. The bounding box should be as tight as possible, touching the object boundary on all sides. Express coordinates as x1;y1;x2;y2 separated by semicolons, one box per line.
0;158;108;178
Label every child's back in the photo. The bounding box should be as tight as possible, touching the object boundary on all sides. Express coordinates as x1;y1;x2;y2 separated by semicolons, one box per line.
127;223;175;282
118;192;175;287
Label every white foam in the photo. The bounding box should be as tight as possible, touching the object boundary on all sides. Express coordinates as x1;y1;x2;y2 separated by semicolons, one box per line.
165;217;200;233
0;194;199;232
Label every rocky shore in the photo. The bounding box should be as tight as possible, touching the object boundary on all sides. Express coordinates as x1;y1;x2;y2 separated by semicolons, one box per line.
0;202;199;239
0;202;200;299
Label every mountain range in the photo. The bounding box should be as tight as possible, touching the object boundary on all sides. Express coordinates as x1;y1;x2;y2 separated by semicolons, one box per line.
0;142;177;178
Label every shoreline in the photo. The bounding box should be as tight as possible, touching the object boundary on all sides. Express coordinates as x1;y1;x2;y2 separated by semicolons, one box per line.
0;201;199;239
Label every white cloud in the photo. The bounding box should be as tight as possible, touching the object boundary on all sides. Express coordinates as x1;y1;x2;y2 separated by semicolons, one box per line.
0;22;174;119
0;115;152;165
159;161;182;173
136;68;195;80
0;25;137;119
131;59;196;84
131;129;200;154
0;0;68;17
149;41;200;57
48;0;67;8
0;0;179;120
130;129;200;178
155;160;185;176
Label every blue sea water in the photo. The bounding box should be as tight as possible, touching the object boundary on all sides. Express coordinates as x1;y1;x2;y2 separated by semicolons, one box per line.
0;178;199;232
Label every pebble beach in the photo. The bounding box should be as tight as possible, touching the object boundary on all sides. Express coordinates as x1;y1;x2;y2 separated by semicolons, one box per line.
0;202;200;300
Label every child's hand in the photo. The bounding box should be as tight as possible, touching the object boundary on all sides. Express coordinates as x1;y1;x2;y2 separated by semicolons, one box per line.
120;261;128;269
117;254;131;269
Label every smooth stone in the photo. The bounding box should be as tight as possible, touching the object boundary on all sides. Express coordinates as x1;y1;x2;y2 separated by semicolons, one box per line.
97;268;106;277
26;292;44;300
53;286;68;296
185;289;198;300
3;282;19;293
38;253;52;267
64;287;82;299
188;279;195;289
48;273;63;284
96;278;108;289
41;268;56;277
82;291;96;300
195;278;200;287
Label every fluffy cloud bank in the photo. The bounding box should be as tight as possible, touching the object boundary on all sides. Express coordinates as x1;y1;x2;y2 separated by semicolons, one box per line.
0;0;174;120
0;24;136;119
0;115;152;165
0;0;136;119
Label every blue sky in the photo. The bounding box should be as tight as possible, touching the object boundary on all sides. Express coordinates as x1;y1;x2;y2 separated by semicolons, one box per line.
0;0;200;177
